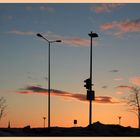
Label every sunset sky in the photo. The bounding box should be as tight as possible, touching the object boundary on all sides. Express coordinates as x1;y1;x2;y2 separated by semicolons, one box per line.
0;3;140;128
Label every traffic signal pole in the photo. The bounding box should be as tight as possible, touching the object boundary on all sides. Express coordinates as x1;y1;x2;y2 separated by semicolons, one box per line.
88;31;98;127
84;32;98;127
89;32;92;126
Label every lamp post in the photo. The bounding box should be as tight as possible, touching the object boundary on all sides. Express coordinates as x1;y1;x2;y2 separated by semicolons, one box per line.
43;117;46;128
88;31;98;126
37;33;61;128
118;116;122;125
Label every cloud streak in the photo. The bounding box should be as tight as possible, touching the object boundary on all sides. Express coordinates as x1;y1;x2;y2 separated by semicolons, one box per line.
102;85;108;89
101;18;140;37
115;91;125;95
90;3;125;13
114;77;123;81
109;69;119;73
19;86;86;101
95;96;120;104
18;86;121;104
115;85;133;90
7;30;35;36
7;30;93;47
129;76;140;86
62;37;89;47
43;32;91;47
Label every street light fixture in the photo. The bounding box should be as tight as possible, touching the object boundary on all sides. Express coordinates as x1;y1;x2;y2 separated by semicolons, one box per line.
37;33;62;43
37;33;62;128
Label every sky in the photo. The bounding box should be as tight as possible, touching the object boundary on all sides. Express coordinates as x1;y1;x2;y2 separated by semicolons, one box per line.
0;3;140;128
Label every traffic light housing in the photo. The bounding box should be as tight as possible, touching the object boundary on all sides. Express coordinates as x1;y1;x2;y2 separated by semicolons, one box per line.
87;90;95;100
84;78;92;90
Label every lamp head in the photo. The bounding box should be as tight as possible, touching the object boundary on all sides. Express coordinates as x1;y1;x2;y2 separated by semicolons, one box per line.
36;33;43;38
88;32;98;38
56;40;62;43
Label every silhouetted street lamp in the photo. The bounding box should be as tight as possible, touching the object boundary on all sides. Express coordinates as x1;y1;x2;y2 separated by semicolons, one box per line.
118;116;122;125
88;31;98;126
43;117;46;128
37;33;62;128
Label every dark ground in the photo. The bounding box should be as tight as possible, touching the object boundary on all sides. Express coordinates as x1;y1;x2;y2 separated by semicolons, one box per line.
0;121;140;137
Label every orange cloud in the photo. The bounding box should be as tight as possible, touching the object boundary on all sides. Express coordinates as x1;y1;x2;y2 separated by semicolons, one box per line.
95;96;120;104
115;85;133;90
100;18;140;36
114;77;123;81
19;86;86;101
18;86;121;104
90;3;125;13
63;37;89;47
129;76;140;86
115;91;125;95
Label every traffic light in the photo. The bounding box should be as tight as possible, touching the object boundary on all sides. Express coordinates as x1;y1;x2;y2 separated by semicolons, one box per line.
84;78;92;90
87;90;95;100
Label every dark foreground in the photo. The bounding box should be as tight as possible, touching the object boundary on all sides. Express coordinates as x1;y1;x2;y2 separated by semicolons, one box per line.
0;122;140;137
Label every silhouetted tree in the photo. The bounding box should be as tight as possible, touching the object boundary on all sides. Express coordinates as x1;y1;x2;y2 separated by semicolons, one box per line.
127;87;140;128
0;97;6;121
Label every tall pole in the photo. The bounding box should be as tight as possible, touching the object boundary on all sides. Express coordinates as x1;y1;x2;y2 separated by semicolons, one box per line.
48;42;50;128
89;33;92;126
36;33;61;129
88;31;98;126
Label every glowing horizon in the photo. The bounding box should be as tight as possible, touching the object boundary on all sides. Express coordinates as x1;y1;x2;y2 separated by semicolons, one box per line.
0;3;140;129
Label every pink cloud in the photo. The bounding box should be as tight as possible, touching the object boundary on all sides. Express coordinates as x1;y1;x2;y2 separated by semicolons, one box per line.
114;77;123;81
18;86;121;104
101;22;115;30
43;32;95;47
7;30;35;36
90;3;125;13
115;91;125;95
115;85;133;90
95;96;121;104
129;76;140;86
63;37;90;47
6;30;93;47
100;18;140;36
19;91;30;94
